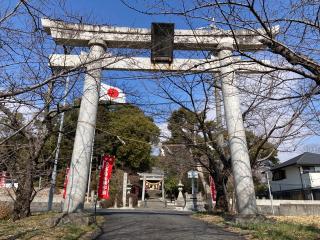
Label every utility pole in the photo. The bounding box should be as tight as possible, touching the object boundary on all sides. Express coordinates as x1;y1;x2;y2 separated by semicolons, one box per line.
86;130;96;203
48;75;70;211
213;71;225;150
266;171;275;215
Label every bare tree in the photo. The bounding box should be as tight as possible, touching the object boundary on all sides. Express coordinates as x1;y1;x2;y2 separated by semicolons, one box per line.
0;1;101;219
120;0;320;131
116;0;320;210
0;0;157;218
139;65;311;211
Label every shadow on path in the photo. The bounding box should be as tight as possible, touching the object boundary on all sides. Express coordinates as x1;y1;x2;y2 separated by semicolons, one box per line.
95;209;244;240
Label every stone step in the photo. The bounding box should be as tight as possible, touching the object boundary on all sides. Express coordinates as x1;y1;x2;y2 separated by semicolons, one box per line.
138;199;177;210
146;190;162;199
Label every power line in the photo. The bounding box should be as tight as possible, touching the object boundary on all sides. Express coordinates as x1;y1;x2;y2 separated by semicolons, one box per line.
95;127;219;148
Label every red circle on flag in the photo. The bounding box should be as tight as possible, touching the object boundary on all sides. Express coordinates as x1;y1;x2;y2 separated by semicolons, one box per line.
107;88;119;98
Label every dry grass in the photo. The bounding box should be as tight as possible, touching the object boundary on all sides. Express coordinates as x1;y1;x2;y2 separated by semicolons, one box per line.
193;214;253;238
0;202;13;220
0;212;104;240
269;216;320;228
193;213;320;240
192;214;225;226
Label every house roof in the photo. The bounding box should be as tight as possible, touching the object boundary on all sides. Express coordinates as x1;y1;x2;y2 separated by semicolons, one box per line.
271;152;320;171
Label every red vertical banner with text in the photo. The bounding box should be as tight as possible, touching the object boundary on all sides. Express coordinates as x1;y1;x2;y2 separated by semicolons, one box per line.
63;167;70;199
209;176;217;206
98;155;115;200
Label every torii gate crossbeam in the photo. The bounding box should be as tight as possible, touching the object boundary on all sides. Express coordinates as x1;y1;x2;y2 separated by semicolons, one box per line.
42;18;279;51
49;54;272;73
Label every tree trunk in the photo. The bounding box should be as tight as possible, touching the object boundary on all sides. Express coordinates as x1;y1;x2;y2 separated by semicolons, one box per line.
214;173;229;212
12;159;33;220
222;176;231;212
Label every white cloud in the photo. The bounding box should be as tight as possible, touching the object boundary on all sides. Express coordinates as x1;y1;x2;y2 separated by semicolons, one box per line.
157;122;171;142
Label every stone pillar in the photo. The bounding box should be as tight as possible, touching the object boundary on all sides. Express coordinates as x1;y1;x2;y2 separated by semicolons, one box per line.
128;196;133;208
161;177;165;201
122;172;128;207
113;197;118;208
63;39;106;213
217;39;257;215
90;190;95;202
142;175;146;202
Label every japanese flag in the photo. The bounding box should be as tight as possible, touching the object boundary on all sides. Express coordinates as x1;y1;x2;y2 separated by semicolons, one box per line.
100;83;126;103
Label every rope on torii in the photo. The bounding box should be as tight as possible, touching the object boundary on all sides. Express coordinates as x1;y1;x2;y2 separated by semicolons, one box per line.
145;180;162;190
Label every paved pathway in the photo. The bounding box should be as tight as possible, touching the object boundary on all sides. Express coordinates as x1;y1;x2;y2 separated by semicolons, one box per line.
96;209;244;240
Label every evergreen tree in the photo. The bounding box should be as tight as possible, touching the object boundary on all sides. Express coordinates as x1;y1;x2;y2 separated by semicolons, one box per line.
52;104;160;179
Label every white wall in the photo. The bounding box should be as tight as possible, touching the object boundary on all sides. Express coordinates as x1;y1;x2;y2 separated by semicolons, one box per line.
302;172;320;188
257;199;320;206
271;166;302;192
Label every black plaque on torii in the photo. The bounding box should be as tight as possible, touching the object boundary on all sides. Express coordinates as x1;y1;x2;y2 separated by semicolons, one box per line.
151;22;175;64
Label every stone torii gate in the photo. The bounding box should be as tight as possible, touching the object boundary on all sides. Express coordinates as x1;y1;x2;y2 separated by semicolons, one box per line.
42;18;278;215
138;172;165;202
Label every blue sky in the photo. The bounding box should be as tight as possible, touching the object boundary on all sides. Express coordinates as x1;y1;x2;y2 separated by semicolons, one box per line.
66;1;198;28
63;1;212;123
55;0;320;161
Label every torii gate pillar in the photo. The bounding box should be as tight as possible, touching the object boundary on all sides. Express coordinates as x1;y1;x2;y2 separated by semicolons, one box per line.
64;39;107;213
217;39;257;215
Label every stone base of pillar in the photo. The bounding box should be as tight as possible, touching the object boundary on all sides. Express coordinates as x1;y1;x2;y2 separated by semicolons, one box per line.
176;191;185;208
184;193;206;211
128;196;133;208
113;199;118;208
47;212;95;227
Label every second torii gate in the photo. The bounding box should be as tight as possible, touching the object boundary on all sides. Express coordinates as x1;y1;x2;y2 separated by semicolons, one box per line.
42;18;278;215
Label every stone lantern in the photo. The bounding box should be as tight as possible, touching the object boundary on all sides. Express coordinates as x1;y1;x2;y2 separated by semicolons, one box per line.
176;180;185;208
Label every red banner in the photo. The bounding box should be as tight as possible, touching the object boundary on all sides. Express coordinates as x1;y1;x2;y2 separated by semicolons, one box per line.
0;171;6;188
209;176;217;202
98;155;115;199
63;167;70;199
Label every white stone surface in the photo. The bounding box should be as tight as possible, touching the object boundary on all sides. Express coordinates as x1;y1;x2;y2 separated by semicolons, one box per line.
42;18;279;51
63;40;106;213
218;39;257;215
49;54;272;74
